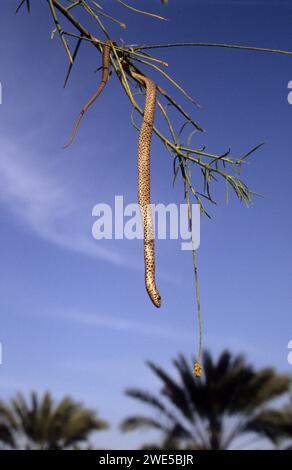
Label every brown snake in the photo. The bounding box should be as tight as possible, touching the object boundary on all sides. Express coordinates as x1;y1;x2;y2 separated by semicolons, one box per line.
131;71;161;308
64;39;111;148
64;39;160;307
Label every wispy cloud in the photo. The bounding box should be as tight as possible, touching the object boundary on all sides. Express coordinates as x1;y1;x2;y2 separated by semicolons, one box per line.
0;139;184;286
0;139;125;265
49;308;189;342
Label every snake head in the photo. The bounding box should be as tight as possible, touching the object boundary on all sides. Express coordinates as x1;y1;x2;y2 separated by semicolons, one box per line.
146;283;161;308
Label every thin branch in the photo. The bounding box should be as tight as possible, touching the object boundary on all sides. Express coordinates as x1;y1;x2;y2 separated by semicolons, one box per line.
132;41;292;57
131;56;200;107
52;0;100;43
116;0;168;21
63;35;83;87
47;0;73;63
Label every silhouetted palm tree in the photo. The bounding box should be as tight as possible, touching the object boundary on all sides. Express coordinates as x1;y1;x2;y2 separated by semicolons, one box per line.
247;397;292;449
121;351;291;450
0;422;14;449
0;391;108;449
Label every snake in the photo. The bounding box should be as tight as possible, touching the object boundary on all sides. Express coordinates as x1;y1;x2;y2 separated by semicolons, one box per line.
64;38;161;307
64;39;111;148
131;71;161;308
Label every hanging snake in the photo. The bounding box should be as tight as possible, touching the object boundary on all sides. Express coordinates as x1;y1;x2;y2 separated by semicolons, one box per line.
131;71;161;308
64;38;161;307
64;39;111;148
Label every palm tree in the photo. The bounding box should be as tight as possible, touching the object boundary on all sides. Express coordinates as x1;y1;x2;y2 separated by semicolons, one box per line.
0;391;108;449
121;351;291;450
247;398;292;449
0;422;14;449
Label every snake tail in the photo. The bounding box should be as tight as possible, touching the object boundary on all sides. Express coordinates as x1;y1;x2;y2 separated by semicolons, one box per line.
64;39;111;148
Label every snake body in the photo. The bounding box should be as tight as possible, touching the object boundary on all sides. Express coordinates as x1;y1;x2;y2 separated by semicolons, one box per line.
64;41;161;307
132;72;161;308
64;39;111;148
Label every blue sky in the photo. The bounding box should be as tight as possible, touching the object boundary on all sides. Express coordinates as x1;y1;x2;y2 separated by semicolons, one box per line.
0;0;292;449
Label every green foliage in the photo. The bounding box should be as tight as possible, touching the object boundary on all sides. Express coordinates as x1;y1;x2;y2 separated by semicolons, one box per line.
0;392;108;450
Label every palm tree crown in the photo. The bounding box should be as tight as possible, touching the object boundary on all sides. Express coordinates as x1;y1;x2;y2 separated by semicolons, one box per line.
121;351;291;449
0;391;108;449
